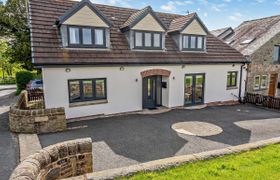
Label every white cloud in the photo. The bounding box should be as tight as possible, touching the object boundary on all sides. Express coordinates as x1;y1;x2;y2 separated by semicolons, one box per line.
223;0;231;2
255;0;265;3
229;12;242;21
91;0;132;7
276;0;280;5
160;1;177;11
160;1;193;12
211;3;226;12
204;12;208;17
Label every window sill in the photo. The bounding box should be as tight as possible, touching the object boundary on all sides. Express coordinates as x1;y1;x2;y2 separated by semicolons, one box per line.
69;99;108;108
227;86;238;90
253;88;267;91
61;47;110;51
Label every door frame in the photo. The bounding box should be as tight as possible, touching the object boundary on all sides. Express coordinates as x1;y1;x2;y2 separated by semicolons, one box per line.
184;73;205;106
268;73;278;97
142;75;162;109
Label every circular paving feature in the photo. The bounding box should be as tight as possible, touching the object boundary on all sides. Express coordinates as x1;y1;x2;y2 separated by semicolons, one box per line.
172;121;223;137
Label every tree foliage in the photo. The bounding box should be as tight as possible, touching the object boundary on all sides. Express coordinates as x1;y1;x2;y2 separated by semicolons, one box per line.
0;0;32;69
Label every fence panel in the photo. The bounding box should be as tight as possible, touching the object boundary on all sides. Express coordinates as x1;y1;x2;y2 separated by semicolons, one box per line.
245;93;280;110
27;89;44;102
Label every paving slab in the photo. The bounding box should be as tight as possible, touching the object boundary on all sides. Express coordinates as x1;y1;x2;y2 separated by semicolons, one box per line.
18;134;42;162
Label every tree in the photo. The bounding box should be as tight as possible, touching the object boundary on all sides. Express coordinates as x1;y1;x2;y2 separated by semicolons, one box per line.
0;0;32;70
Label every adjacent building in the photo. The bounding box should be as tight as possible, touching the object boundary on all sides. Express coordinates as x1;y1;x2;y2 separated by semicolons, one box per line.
29;0;248;119
212;15;280;97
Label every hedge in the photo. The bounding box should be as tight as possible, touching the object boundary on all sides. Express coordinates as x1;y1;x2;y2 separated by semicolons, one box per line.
15;71;34;95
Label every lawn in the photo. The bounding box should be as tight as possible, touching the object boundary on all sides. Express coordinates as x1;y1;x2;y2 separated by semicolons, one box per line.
120;144;280;180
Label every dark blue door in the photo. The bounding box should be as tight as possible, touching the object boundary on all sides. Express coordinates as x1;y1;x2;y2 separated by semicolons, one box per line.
143;76;158;109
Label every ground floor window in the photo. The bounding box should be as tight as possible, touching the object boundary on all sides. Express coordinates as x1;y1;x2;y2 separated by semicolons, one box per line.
254;75;268;90
68;78;107;103
227;71;238;88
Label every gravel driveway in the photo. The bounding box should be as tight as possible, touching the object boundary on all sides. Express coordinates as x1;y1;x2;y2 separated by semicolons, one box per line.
39;104;280;172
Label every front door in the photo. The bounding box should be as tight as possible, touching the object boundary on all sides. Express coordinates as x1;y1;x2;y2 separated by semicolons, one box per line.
143;76;162;109
268;73;278;97
184;74;205;105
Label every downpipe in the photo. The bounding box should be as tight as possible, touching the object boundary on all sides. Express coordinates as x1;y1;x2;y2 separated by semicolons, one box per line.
238;63;246;103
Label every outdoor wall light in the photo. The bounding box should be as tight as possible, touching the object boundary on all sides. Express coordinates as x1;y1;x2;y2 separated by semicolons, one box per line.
120;66;125;71
135;78;138;82
65;68;71;73
232;64;235;67
173;76;176;80
182;65;186;69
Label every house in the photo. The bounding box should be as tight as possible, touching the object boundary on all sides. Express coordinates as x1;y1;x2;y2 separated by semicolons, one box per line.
29;0;248;119
212;15;280;97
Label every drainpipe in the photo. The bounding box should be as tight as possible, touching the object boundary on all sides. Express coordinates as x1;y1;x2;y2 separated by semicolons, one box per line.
238;63;246;103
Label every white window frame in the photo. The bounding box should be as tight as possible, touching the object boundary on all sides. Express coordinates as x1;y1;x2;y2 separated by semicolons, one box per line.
254;75;261;90
261;75;268;89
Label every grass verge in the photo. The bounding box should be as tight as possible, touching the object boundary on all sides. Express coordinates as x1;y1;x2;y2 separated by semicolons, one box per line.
120;144;280;180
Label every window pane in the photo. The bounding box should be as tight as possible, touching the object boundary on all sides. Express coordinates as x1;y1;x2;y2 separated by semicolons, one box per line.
254;76;260;89
154;33;161;47
183;36;189;49
231;73;237;86
190;36;196;49
69;27;80;44
145;33;152;47
82;28;92;45
227;73;231;87
261;75;267;88
135;32;143;47
83;80;93;99
273;46;280;63
95;79;106;98
95;29;104;45
197;36;203;49
69;81;80;101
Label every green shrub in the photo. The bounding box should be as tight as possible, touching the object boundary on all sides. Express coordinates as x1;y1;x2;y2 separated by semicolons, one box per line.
0;77;16;85
15;71;34;95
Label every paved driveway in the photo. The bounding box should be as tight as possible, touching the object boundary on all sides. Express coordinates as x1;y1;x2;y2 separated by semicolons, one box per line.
0;89;18;179
39;104;280;172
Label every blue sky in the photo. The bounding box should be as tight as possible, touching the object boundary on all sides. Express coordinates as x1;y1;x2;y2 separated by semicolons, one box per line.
1;0;280;30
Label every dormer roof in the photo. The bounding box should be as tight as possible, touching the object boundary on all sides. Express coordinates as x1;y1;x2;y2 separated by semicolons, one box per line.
29;0;247;66
168;13;209;34
56;0;113;27
120;6;167;32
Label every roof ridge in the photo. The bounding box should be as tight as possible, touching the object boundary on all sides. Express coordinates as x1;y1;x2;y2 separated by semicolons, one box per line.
242;14;280;24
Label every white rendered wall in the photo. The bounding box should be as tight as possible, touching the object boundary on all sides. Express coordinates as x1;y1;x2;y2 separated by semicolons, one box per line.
42;64;247;119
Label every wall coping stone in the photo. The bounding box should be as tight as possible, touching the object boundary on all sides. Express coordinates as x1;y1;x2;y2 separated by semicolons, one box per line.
10;138;93;180
65;137;280;180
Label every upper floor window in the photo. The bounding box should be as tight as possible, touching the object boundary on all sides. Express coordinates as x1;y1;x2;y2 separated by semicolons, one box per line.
273;45;280;64
134;31;162;50
182;35;205;51
68;26;106;48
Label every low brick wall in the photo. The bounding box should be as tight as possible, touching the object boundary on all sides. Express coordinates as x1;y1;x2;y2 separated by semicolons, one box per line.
9;107;67;134
9;90;67;134
10;138;93;180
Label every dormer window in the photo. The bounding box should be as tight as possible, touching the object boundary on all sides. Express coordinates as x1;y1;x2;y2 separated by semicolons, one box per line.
68;26;106;48
168;13;209;52
134;31;162;49
182;35;205;51
120;6;167;51
56;0;112;49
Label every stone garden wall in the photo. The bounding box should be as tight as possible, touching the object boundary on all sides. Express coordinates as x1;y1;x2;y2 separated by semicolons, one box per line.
9;138;93;180
9;90;67;134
